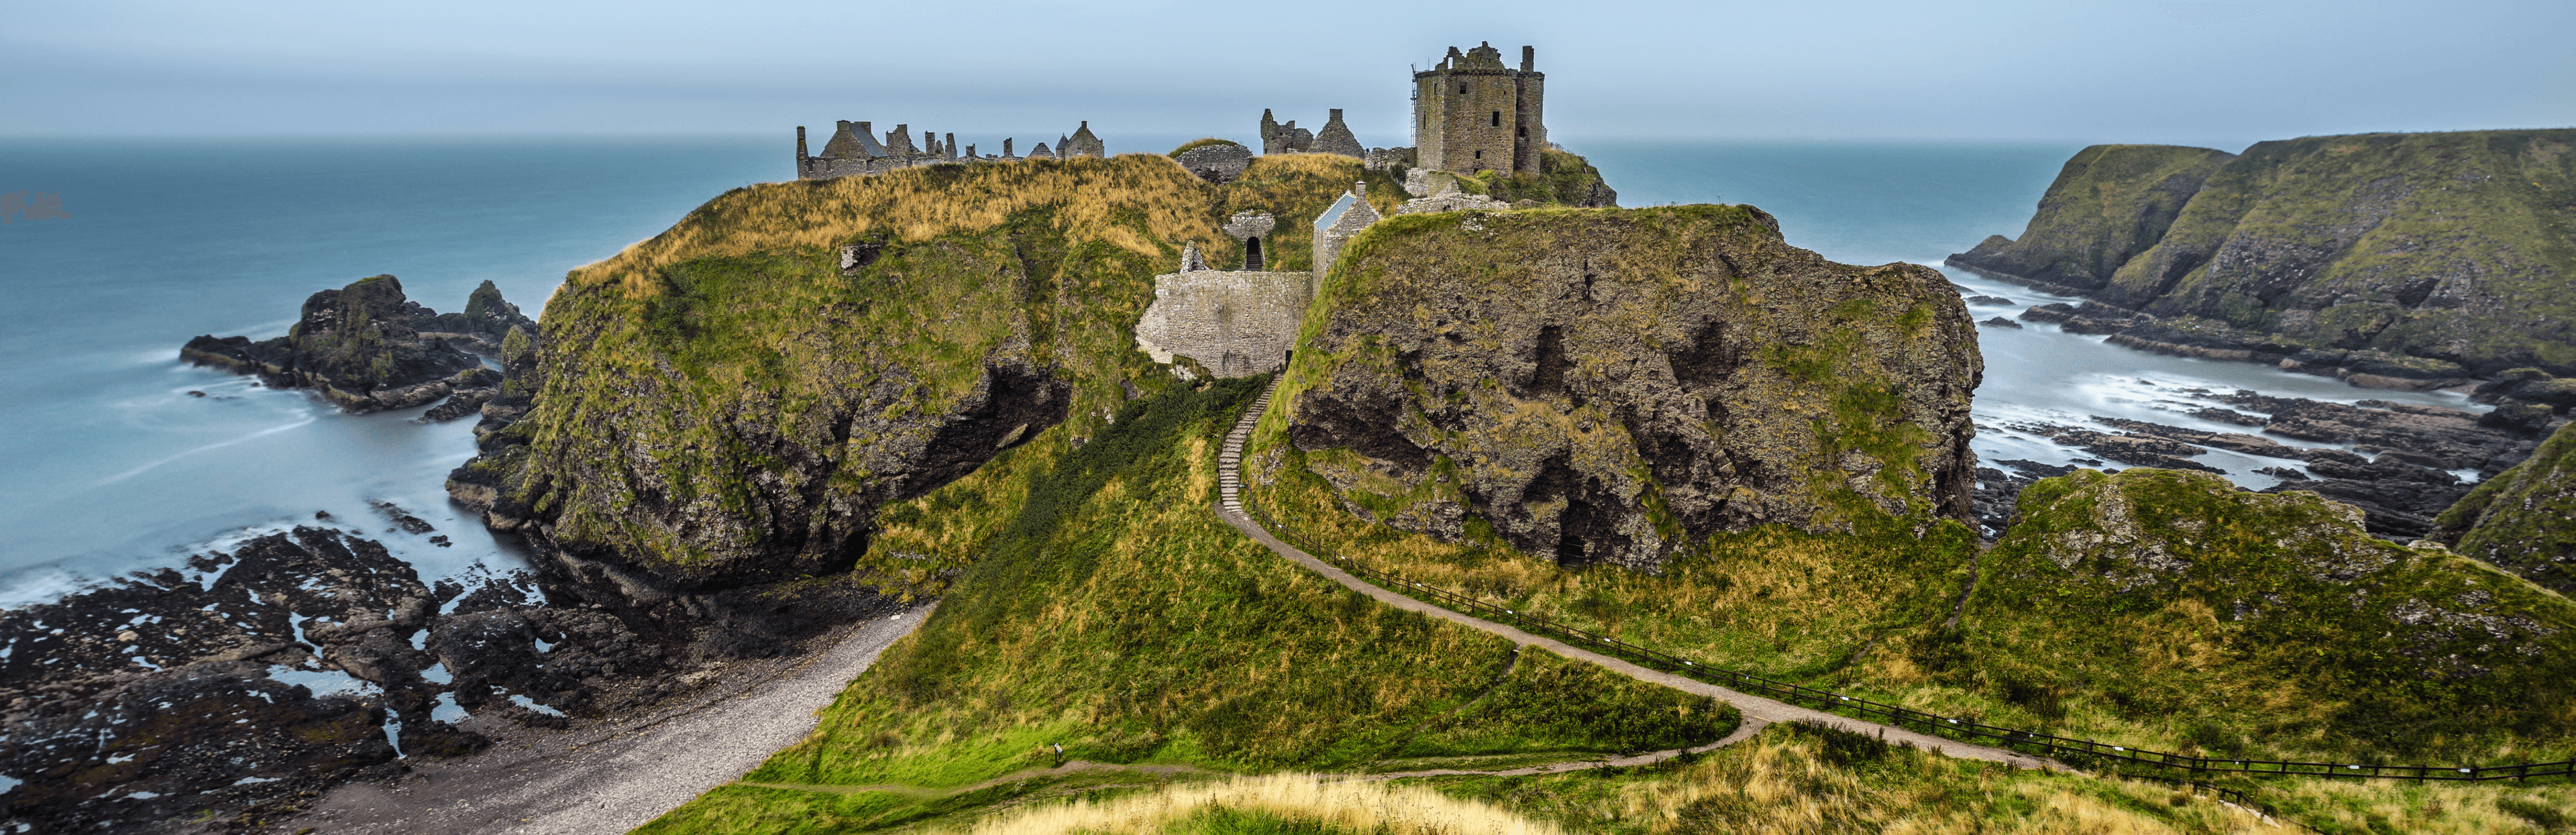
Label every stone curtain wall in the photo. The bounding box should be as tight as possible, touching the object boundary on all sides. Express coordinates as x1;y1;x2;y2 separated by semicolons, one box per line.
1134;270;1314;377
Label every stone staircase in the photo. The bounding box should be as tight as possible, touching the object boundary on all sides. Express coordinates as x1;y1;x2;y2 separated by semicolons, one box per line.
1218;376;1280;514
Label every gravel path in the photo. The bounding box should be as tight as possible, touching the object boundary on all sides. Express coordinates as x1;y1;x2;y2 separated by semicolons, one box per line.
285;603;932;834
1215;378;2060;772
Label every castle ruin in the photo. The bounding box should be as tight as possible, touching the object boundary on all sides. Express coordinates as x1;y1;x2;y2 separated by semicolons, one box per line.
797;120;1106;180
1134;184;1382;378
1412;42;1545;176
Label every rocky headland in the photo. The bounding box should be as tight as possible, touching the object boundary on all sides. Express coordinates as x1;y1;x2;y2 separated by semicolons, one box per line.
180;276;535;415
1270;205;1980;569
1950;131;2576;379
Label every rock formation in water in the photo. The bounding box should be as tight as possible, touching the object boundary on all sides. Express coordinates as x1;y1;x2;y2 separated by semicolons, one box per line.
1953;130;2576;378
2436;420;2576;594
1273;206;1981;569
180;276;537;414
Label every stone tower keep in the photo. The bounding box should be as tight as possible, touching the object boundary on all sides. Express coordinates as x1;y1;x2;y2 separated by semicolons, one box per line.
1413;42;1545;176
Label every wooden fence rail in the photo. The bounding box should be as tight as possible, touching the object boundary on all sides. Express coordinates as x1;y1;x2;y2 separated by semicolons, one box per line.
1240;502;2576;786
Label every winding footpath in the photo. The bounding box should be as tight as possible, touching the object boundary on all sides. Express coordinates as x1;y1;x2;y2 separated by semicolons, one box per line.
1215;377;2063;772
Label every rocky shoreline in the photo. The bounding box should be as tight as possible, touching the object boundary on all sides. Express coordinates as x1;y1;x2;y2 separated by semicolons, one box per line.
0;507;902;832
1966;376;2562;541
0;272;914;832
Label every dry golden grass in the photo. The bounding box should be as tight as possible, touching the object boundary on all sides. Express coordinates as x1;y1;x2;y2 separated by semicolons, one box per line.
574;155;1215;298
1430;725;2312;835
570;152;1378;300
959;773;1562;835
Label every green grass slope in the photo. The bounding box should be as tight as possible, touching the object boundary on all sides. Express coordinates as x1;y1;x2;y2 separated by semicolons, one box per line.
1959;469;2575;765
1949;144;2237;293
637;380;1737;833
2440;420;2576;594
480;154;1370;590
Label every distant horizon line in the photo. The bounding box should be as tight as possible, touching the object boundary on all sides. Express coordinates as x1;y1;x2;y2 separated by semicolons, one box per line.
3;127;2568;152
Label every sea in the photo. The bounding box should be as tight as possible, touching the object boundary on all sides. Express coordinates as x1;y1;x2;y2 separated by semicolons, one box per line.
0;135;2479;608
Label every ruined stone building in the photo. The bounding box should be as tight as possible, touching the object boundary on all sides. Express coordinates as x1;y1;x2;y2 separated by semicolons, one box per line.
1134;184;1381;378
1259;109;1363;159
796;119;1106;180
1413;42;1545;176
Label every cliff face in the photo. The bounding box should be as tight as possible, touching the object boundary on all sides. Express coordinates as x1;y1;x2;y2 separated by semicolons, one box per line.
1958;130;2576;376
1964;469;2574;748
2437;420;2576;594
1949;145;2236;294
461;154;1381;597
180;275;531;413
1271;206;1981;570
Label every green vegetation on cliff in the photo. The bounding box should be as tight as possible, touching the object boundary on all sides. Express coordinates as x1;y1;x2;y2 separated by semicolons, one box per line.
2440;420;2576;594
1458;148;1620;207
494;154;1371;589
1261;204;1980;569
1950;144;2236;292
640;380;1737;833
1968;129;2576;374
1962;469;2575;762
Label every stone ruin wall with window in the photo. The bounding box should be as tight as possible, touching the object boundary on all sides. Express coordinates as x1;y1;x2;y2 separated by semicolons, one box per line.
1412;42;1546;176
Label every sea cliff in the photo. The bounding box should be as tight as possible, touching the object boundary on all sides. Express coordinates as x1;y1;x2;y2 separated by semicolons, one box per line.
1953;130;2576;380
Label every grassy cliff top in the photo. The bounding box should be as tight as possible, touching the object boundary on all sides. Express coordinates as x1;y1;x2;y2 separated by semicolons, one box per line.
1954;144;2236;291
564;152;1363;301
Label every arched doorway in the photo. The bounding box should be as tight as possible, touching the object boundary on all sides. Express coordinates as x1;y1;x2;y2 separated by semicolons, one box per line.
1243;236;1264;270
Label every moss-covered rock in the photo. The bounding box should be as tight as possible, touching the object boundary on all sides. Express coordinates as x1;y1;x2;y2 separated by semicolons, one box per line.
1275;205;1980;569
1947;145;2237;294
2438;421;2576;594
1967;468;2574;755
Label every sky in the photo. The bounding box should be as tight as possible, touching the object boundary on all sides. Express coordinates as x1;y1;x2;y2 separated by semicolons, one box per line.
5;0;2572;151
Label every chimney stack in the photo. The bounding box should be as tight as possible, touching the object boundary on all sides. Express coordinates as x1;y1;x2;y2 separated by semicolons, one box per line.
1521;46;1534;72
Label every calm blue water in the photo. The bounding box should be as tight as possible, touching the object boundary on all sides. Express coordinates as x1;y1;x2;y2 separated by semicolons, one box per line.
0;136;780;604
0;136;2475;605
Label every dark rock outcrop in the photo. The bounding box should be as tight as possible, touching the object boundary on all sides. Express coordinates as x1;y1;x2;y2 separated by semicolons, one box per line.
180;276;536;414
0;528;452;829
1277;205;1980;569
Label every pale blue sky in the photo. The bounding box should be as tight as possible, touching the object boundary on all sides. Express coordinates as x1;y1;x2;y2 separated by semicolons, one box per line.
5;0;2570;150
